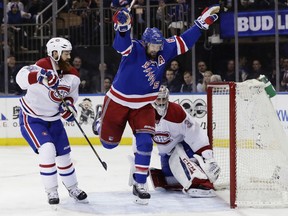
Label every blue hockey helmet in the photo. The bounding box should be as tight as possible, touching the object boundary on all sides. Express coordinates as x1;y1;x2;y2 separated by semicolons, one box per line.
142;27;164;49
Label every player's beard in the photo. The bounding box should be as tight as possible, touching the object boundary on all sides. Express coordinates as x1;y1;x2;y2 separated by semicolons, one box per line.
58;58;72;72
146;50;157;60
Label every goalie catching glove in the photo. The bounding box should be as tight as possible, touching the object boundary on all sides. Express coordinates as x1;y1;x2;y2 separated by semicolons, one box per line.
194;4;220;30
37;68;59;90
112;8;132;32
193;150;220;183
59;99;77;122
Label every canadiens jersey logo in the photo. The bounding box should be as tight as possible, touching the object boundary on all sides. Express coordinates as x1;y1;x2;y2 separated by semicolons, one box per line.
49;85;70;102
153;131;173;145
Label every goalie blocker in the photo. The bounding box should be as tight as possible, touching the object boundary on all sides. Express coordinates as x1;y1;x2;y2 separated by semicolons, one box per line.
150;144;216;198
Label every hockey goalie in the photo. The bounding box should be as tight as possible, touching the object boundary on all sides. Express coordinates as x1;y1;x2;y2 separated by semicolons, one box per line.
150;85;220;198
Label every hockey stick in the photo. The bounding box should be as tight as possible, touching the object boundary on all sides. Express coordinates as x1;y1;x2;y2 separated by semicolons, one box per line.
128;0;137;12
56;89;108;171
49;61;107;171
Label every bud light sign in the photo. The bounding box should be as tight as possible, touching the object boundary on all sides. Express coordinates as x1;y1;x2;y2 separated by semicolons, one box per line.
220;10;288;38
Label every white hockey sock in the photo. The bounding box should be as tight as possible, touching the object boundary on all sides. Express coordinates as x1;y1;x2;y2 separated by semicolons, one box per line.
56;153;78;189
38;142;58;192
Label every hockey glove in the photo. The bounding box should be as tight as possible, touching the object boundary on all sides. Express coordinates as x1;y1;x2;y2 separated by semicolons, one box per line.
113;8;132;32
37;68;47;84
194;154;220;183
59;100;77;122
194;5;220;30
37;69;59;90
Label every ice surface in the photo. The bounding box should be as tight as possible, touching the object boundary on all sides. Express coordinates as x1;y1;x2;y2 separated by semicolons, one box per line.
1;146;288;216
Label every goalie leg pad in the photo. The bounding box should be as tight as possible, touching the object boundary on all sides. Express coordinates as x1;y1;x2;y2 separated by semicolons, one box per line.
183;187;216;198
149;168;182;191
169;144;208;190
183;178;215;198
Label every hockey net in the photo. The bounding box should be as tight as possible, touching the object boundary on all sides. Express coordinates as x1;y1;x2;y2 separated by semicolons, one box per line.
207;80;288;208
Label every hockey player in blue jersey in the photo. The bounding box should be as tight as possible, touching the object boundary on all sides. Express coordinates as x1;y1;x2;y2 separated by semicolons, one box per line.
92;4;220;205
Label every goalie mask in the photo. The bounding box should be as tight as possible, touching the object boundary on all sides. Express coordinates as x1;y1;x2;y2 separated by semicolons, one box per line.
153;85;169;116
46;37;72;62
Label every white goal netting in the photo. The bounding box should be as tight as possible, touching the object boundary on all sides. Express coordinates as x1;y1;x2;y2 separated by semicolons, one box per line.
209;80;288;207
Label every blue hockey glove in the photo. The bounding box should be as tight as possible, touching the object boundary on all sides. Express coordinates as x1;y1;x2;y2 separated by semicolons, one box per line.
46;70;59;90
37;68;47;84
37;69;59;90
113;8;132;32
194;5;220;30
59;100;77;122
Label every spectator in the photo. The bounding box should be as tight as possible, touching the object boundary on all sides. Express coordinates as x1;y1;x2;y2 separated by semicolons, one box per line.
6;3;31;51
7;0;24;12
239;56;249;81
196;60;208;86
246;59;266;80
210;74;222;83
103;76;112;93
169;59;183;84
167;0;189;36
222;59;235;81
0;55;24;94
162;68;181;92
72;56;91;93
197;70;213;92
280;57;288;91
180;71;193;93
26;0;44;23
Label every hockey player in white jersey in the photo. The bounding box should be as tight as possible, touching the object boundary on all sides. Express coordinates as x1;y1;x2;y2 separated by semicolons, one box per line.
150;85;221;197
16;37;87;205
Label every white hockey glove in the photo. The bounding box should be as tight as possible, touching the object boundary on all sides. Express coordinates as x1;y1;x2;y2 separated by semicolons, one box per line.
112;8;132;32
194;5;220;30
194;151;220;183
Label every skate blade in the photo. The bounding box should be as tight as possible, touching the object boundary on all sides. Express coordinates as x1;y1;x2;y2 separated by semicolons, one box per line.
50;204;59;211
184;188;216;198
75;198;89;204
133;196;149;205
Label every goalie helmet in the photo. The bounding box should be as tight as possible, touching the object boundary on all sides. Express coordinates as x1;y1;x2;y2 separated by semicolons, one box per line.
46;37;72;61
153;85;169;116
142;27;164;50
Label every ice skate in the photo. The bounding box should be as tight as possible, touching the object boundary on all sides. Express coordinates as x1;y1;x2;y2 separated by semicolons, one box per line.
92;105;102;135
47;190;59;205
68;187;88;203
133;182;150;205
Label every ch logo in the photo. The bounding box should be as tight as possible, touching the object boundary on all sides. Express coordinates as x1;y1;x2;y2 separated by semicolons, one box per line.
49;85;70;102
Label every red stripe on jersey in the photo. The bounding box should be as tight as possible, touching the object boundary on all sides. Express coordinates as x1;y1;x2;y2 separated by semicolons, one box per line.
110;88;157;103
175;36;186;54
39;163;56;168
21;98;38;116
122;48;132;56
58;163;73;170
135;166;149;172
23;113;41;148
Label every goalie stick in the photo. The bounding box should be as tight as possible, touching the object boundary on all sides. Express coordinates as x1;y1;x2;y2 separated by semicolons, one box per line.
50;60;108;171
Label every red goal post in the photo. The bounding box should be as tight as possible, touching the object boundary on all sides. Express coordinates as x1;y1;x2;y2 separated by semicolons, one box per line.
207;80;288;208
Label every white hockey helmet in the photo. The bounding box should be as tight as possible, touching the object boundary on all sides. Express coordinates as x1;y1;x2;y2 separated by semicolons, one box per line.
153;85;169;116
46;37;72;61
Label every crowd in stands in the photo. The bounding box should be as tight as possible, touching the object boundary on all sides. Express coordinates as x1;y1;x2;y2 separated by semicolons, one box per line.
2;0;288;95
